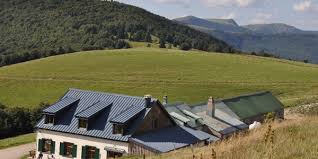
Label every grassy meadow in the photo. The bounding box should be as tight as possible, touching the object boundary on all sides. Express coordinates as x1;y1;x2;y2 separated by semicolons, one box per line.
0;47;318;108
0;133;35;150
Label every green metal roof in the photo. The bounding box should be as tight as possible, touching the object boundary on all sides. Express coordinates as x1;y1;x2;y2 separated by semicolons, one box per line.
220;91;284;120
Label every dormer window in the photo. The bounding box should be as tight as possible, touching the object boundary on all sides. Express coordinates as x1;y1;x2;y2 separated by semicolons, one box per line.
113;124;124;135
78;119;88;130
45;115;55;125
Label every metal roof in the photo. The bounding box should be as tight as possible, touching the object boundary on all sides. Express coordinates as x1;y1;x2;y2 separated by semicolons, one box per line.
170;112;191;123
165;103;246;135
165;103;203;128
130;126;218;153
75;101;112;119
181;109;202;120
110;104;145;124
42;97;79;114
36;88;151;142
196;112;238;134
220;91;284;120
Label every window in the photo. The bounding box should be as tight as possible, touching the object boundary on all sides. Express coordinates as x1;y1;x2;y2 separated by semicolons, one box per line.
78;119;88;129
38;139;55;154
60;142;77;157
113;124;124;135
152;119;159;129
45;115;54;124
43;139;52;152
107;151;123;158
83;146;99;159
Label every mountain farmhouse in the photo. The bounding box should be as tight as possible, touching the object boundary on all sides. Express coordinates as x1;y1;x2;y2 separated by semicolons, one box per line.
34;88;284;159
35;89;215;159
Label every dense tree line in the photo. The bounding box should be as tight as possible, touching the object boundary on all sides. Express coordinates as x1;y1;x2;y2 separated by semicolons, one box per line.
0;103;48;139
0;0;234;66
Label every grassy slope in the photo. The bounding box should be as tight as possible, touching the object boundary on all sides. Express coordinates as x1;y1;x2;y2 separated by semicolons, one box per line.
0;47;318;108
138;115;318;159
0;133;35;150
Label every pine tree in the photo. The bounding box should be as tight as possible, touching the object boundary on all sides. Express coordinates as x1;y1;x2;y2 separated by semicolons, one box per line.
159;37;166;48
145;32;152;42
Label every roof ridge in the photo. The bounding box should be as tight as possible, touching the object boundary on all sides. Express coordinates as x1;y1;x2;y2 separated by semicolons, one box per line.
165;102;186;107
69;88;145;100
220;91;271;102
189;102;207;107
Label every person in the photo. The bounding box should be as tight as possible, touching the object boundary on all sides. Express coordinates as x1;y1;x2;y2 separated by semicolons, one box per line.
37;153;43;159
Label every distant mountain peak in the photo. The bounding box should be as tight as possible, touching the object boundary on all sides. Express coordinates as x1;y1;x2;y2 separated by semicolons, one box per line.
243;23;303;34
174;16;248;33
205;18;238;26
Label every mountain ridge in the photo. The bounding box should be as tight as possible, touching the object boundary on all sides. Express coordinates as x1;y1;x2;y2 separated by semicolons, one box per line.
174;16;318;63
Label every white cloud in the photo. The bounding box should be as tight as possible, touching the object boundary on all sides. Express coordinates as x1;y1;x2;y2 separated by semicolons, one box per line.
293;1;318;12
250;13;272;24
152;0;192;8
237;0;256;7
293;1;311;11
221;12;236;19
200;0;256;7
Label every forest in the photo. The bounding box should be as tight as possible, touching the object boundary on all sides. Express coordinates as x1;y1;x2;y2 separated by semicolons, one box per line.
0;0;234;66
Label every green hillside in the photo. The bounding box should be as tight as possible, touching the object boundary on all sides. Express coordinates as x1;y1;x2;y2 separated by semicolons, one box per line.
0;0;232;66
0;47;318;108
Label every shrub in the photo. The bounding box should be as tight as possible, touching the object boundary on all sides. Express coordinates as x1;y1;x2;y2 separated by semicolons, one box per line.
180;42;192;51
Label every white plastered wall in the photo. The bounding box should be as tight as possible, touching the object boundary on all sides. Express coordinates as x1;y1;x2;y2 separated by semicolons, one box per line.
36;129;129;159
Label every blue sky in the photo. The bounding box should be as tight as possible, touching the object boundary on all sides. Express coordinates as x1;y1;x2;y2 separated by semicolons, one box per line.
118;0;318;30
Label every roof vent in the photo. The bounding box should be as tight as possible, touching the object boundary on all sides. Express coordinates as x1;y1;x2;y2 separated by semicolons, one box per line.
144;95;152;108
163;95;168;105
207;96;215;117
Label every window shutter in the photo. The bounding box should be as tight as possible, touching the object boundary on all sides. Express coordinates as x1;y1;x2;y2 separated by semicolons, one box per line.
51;141;55;154
60;142;65;155
94;148;100;159
72;144;77;157
81;146;87;159
38;139;43;152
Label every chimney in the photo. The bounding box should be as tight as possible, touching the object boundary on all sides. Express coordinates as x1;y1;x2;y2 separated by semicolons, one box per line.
207;96;215;117
144;95;152;108
163;95;168;105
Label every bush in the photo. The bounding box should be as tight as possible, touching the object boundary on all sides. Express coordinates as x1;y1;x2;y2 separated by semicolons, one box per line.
180;42;192;51
0;102;48;139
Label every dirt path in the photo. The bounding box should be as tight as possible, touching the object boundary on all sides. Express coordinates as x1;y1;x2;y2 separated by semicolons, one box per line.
0;142;35;159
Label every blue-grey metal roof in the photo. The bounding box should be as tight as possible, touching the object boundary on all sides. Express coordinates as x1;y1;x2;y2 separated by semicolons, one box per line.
130;126;218;153
165;103;203;128
215;108;248;130
36;88;152;142
110;104;145;124
42;97;79;114
166;102;247;135
75;101;112;119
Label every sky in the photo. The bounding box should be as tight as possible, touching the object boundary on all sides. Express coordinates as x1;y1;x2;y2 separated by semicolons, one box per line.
117;0;318;30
